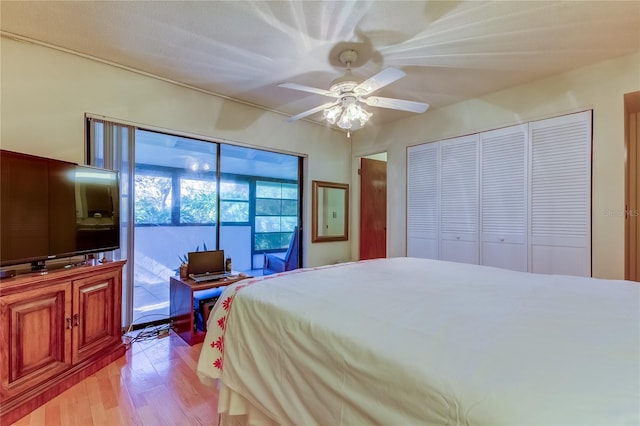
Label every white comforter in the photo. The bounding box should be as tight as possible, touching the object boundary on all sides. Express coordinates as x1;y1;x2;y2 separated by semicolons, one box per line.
197;258;640;425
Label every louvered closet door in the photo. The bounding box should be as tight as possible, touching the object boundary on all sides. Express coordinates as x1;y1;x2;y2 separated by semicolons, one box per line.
440;135;479;264
480;124;528;271
529;111;592;276
407;143;439;259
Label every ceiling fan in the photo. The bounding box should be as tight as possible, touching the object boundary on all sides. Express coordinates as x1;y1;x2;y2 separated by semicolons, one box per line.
278;49;429;134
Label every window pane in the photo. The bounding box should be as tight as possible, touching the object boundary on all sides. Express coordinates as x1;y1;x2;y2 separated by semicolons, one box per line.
255;180;298;250
281;183;298;199
255;216;283;232
255;232;290;251
256;198;282;216
255;216;297;233
180;178;217;223
135;175;172;224
256;181;282;198
221;201;249;222
282;200;298;216
221;181;249;200
281;217;297;232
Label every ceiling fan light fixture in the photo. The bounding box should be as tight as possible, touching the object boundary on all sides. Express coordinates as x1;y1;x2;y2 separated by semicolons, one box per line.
337;109;353;129
324;97;371;130
279;48;428;131
344;101;372;127
323;104;342;124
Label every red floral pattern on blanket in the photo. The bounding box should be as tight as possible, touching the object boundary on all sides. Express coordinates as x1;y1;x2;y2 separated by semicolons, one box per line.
205;264;348;372
207;274;290;370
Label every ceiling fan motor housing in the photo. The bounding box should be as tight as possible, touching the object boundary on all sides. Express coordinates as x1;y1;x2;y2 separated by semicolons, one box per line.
330;49;362;94
329;74;359;94
338;49;358;66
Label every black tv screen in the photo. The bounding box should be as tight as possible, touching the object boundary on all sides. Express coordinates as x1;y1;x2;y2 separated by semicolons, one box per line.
0;150;120;268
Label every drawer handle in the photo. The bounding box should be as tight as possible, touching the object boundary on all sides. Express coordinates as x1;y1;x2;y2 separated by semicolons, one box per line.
66;317;73;330
73;314;80;327
499;238;505;242
456;236;460;240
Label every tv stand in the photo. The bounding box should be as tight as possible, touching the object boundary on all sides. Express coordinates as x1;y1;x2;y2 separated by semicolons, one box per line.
0;260;126;425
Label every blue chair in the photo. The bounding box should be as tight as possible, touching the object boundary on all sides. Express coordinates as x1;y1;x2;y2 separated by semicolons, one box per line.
263;227;299;275
193;287;224;332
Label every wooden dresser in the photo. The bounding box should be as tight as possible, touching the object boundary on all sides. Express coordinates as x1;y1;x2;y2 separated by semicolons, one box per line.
0;260;126;425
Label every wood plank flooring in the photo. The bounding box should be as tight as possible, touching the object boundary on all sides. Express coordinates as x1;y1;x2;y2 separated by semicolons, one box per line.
10;332;220;426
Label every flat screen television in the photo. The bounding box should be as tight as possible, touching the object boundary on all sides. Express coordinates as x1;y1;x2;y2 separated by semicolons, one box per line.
0;149;120;270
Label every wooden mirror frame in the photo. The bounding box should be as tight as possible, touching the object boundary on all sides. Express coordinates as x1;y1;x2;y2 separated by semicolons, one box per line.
311;180;349;243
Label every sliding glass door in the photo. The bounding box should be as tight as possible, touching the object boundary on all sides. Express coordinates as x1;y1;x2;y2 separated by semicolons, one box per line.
88;118;301;328
133;130;219;325
219;145;300;270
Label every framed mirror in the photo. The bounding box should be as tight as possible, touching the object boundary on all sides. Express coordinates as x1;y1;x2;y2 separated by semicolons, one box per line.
312;180;349;243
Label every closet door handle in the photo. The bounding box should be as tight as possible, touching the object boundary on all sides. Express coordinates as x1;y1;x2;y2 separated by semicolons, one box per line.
73;314;80;327
66;317;73;329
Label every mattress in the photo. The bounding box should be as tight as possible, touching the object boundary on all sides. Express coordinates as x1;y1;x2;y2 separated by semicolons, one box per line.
197;258;640;425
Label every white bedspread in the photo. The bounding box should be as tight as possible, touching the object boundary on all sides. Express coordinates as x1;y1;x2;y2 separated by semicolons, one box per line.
197;258;640;425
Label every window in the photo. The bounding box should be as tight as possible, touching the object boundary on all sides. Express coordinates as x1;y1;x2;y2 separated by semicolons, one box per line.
220;180;249;223
180;176;217;224
135;173;172;224
255;181;298;251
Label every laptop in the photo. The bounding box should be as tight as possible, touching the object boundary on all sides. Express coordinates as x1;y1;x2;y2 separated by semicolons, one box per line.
187;250;231;283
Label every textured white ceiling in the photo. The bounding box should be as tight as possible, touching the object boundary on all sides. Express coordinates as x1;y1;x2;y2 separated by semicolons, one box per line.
2;1;639;128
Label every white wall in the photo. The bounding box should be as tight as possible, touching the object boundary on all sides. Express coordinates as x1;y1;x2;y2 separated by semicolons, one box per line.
0;37;353;268
354;52;640;280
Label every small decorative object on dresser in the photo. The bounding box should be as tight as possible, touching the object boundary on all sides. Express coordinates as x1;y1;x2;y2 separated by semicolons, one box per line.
179;262;188;279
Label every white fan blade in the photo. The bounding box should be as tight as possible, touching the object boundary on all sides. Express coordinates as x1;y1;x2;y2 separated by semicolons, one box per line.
363;96;429;113
286;101;339;122
354;68;406;95
278;83;338;98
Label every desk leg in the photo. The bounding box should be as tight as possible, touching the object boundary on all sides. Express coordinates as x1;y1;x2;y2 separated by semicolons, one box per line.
170;277;194;344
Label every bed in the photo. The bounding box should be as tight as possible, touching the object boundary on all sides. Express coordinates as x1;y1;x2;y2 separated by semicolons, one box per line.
197;257;640;425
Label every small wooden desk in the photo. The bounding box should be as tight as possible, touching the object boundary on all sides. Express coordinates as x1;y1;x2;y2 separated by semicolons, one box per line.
169;273;250;346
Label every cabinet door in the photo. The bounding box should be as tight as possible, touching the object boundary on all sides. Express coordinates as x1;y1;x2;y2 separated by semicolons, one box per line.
407;143;440;259
0;282;72;399
72;270;121;364
440;135;479;264
529;111;592;276
480;124;528;271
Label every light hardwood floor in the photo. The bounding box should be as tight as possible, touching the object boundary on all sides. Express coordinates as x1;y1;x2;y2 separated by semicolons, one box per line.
10;332;220;426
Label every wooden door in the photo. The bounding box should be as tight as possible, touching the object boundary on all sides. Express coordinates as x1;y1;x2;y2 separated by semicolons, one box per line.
0;282;72;399
360;158;386;260
72;270;121;364
626;93;640;281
